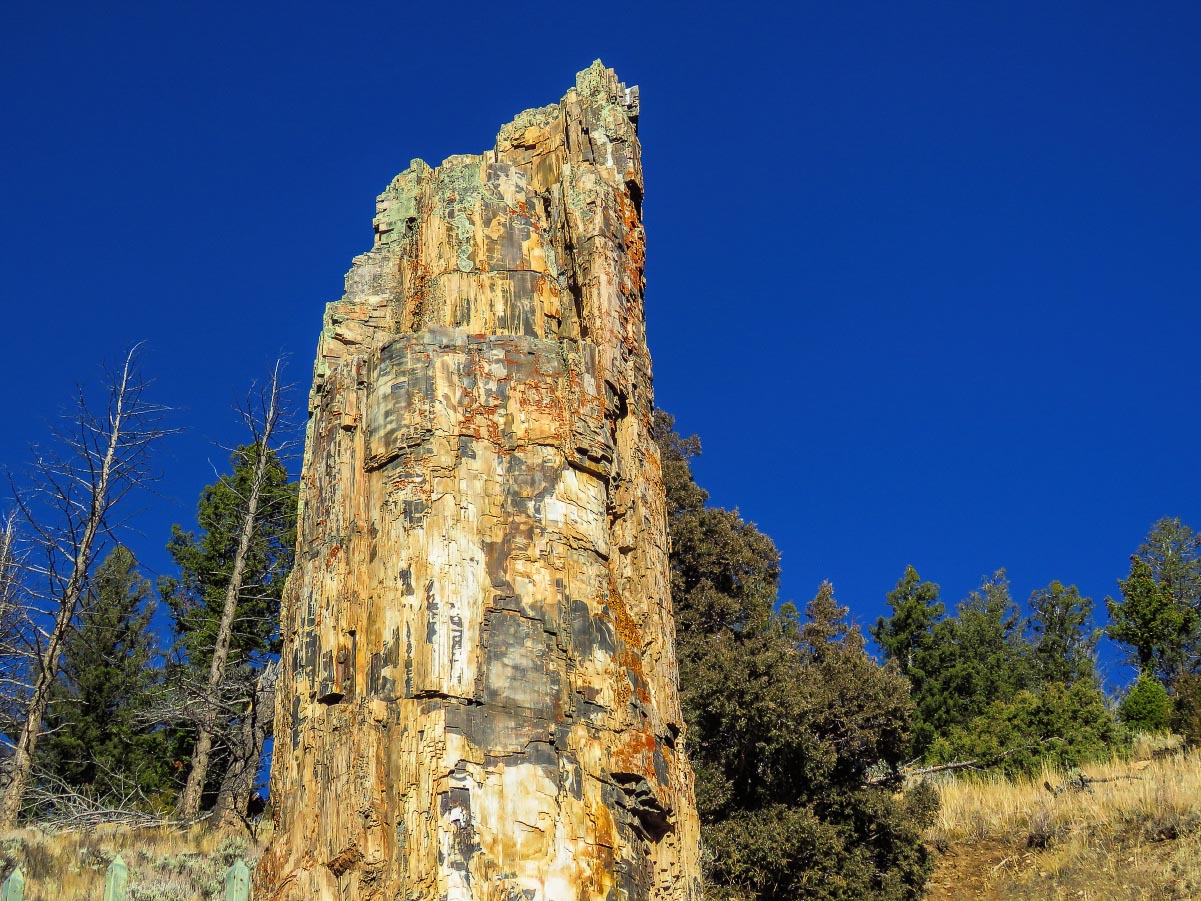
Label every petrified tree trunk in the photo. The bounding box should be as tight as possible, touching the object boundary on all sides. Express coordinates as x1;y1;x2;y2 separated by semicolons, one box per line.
256;62;701;901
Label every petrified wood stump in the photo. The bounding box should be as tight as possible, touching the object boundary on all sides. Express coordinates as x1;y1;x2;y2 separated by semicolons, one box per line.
256;62;701;901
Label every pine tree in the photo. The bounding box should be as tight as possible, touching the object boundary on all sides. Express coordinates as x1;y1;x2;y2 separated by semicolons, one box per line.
163;442;295;670
1026;580;1099;687
1118;673;1172;734
944;571;1032;711
38;546;170;807
1107;556;1199;682
1136;517;1201;667
799;580;850;654
926;680;1122;778
1136;517;1201;612
797;582;913;786
871;566;945;752
895;570;1034;753
1105;519;1201;683
1170;673;1201;746
871;566;944;679
917;577;1118;775
162;440;297;817
0;348;170;828
653;412;930;901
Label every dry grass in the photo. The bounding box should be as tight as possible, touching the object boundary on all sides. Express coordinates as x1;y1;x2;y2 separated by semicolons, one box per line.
0;822;270;901
925;735;1201;900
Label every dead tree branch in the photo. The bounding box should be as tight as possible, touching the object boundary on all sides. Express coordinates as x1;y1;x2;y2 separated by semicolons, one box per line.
176;360;293;820
0;346;172;827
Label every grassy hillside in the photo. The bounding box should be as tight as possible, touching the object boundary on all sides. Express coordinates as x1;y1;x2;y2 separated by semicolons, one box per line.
3;745;1200;901
0;823;268;901
925;738;1201;900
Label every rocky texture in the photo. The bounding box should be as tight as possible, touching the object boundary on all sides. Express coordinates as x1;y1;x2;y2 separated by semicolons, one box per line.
255;63;701;901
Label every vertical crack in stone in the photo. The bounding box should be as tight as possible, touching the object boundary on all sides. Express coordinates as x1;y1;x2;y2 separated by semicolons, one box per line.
256;61;701;901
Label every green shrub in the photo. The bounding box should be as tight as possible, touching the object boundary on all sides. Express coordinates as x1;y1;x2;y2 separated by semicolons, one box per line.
1171;673;1201;746
1120;672;1173;734
902;780;941;830
655;413;931;901
926;681;1125;778
703;796;930;901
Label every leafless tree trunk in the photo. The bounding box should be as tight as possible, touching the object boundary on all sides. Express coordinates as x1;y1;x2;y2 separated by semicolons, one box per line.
0;347;170;828
175;362;287;820
0;516;29;747
213;659;278;831
0;519;15;609
0;516;21;667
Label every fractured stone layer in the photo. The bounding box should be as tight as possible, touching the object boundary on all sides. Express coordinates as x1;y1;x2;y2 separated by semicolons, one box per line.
256;62;701;901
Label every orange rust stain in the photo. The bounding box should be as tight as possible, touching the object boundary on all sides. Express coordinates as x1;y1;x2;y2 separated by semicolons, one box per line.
607;583;642;649
610;728;659;782
326;545;341;567
608;576;653;710
578;822;618;897
615;188;645;287
401;260;431;331
614;678;632;708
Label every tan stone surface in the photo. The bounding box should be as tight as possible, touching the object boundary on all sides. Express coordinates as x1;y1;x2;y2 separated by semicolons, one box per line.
256;63;700;901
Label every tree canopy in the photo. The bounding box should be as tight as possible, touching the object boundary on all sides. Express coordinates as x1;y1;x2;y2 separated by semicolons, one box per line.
37;547;172;808
654;412;930;901
163;442;297;673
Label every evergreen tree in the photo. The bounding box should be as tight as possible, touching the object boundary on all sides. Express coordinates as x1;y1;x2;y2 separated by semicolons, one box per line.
1119;673;1172;734
162;441;297;812
1026;580;1099;687
871;566;945;754
796;583;913;789
913;575;1123;775
1106;519;1201;682
164;443;296;671
38;547;170;806
920;571;1032;738
1106;556;1199;682
1170;673;1201;746
0;349;170;828
1137;517;1201;668
911;574;1120;775
871;566;944;680
653;412;930;901
1136;517;1201;613
926;680;1123;778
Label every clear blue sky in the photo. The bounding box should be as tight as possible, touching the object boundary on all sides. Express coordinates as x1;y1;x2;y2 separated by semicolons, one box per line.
3;1;1198;686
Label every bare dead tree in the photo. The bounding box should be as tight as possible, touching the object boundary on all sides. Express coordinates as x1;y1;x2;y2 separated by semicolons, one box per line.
175;360;295;820
865;742;1057;787
23;759;185;829
0;516;23;664
0;518;16;611
0;516;32;746
0;347;171;828
212;658;279;831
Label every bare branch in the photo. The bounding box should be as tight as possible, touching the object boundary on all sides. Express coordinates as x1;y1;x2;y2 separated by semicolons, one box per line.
23;762;200;829
0;345;173;827
171;357;297;821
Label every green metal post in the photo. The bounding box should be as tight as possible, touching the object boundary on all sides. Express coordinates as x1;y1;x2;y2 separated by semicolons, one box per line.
225;859;251;901
0;867;23;901
102;854;129;901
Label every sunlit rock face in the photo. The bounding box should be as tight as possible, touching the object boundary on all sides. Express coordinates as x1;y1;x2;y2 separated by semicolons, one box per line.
255;62;701;901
